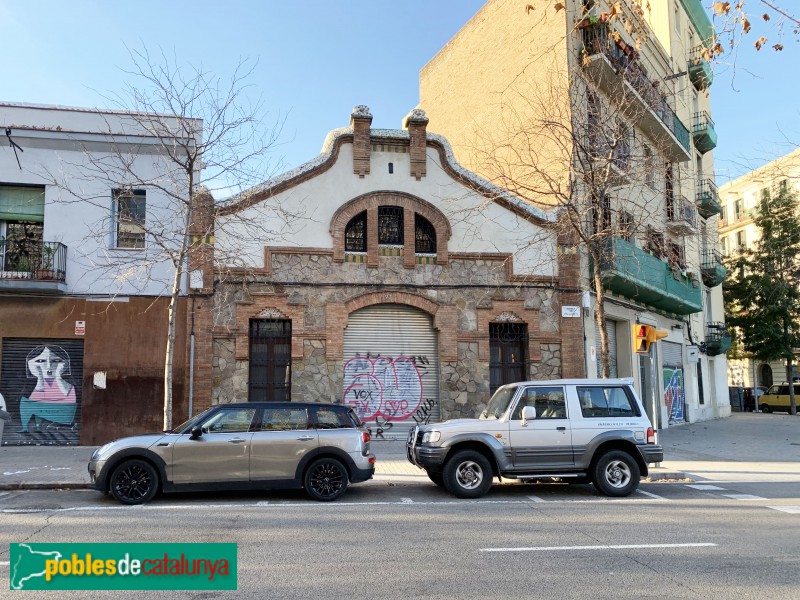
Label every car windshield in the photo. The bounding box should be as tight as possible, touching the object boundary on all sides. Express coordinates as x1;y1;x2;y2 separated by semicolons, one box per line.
170;407;215;434
480;386;517;419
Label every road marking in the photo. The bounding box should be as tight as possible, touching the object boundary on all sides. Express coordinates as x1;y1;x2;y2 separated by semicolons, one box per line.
686;484;726;491
400;497;414;504
767;506;800;514
527;495;547;503
0;495;671;514
637;490;668;500
722;494;767;501
480;543;718;553
0;561;9;567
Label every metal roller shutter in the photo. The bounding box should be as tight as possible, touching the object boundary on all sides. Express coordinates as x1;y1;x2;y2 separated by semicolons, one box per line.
661;341;686;424
594;319;618;378
342;304;439;440
0;338;84;446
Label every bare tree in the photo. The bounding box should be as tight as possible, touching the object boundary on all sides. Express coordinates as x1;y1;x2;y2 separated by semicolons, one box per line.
45;48;288;429
468;31;700;377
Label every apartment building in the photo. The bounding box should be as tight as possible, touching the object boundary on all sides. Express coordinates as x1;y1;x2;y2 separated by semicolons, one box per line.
719;148;800;390
419;0;729;427
0;103;200;445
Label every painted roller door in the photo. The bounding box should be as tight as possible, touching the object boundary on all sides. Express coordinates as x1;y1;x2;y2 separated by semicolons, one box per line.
342;304;439;440
0;338;84;445
594;319;618;378
662;341;685;424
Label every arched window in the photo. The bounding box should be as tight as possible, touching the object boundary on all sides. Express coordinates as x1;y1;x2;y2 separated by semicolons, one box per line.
415;214;436;254
378;206;404;245
760;364;773;388
344;211;367;252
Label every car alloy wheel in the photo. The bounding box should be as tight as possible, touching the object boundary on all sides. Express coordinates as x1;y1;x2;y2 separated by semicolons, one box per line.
443;450;493;499
305;457;348;501
110;459;158;505
592;450;640;497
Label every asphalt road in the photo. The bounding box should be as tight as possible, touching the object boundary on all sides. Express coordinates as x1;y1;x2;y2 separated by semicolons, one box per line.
2;480;800;599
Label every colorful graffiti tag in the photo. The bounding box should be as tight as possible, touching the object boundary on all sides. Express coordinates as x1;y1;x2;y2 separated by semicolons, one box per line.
663;367;685;424
0;339;83;445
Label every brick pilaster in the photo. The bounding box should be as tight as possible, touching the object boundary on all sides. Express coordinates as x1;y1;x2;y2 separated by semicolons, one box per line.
403;108;429;180
351;105;372;178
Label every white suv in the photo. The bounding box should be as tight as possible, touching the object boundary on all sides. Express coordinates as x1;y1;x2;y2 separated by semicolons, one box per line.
407;379;662;498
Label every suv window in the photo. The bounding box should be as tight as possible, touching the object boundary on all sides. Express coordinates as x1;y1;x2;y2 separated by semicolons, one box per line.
577;386;640;418
202;408;257;433
511;386;567;419
313;407;355;429
258;407;308;431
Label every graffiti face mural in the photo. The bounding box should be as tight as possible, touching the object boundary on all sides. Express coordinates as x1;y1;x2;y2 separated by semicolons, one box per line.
0;339;83;445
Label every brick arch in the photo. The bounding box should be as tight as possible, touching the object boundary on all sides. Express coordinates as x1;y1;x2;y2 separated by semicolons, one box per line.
326;291;457;361
329;191;451;267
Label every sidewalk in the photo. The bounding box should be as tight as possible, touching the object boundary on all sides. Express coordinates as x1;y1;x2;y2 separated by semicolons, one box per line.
1;413;799;490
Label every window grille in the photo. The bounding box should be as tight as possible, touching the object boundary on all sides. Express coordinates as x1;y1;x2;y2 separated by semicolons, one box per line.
345;211;367;252
414;214;436;253
489;323;529;393
378;206;404;245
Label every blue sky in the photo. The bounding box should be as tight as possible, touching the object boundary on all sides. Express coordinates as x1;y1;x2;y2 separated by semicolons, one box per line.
2;1;798;185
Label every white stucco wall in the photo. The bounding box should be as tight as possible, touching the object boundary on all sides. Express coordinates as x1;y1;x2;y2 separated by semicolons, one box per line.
0;104;199;297
216;140;558;276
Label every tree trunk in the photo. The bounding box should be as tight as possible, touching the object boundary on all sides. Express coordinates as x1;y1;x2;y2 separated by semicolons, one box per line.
163;263;181;431
592;252;610;378
788;356;797;415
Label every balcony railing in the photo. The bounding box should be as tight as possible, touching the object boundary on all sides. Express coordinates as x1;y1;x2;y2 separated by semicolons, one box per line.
696;179;722;219
0;240;67;287
580;26;691;161
599;236;703;315
693;111;718;154
701;248;727;287
666;194;698;235
688;46;713;90
705;322;732;356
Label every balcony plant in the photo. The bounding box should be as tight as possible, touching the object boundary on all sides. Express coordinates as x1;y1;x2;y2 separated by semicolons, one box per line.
35;245;56;280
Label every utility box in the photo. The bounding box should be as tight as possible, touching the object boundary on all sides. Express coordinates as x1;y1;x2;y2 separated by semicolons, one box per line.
0;409;10;444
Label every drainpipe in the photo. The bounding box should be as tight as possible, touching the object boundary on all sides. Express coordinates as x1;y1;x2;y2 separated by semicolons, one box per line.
188;296;196;418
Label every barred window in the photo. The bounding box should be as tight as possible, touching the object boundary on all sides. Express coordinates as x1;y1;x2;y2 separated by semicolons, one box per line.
378;206;404;245
344;211;367;252
415;214;436;253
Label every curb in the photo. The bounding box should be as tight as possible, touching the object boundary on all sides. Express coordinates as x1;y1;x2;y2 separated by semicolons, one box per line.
646;471;690;481
0;483;92;491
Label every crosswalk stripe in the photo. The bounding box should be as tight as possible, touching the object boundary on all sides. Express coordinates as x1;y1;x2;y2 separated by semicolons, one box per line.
722;494;767;501
766;506;800;514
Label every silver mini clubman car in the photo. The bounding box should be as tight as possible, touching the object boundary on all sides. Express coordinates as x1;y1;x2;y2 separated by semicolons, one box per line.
89;402;375;504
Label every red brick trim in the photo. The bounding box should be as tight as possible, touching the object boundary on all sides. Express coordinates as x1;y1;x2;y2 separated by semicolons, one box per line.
474;301;541;363
329;191;452;266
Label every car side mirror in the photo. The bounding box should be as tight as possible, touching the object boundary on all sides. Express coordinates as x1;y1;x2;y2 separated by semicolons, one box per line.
189;426;203;440
521;406;536;427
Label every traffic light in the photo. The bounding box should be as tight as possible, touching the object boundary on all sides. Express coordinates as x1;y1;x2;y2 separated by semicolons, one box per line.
632;324;669;354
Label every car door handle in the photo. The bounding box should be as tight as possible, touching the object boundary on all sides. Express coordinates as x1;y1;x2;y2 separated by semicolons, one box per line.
227;438;247;444
556;427;566;431
296;435;315;441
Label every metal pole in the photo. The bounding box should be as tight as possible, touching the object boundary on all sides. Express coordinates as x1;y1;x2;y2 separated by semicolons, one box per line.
650;343;661;467
752;358;759;413
188;296;196;419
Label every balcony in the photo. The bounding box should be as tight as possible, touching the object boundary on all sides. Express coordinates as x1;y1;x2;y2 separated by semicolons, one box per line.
693;111;718;154
599;236;703;315
0;240;67;294
697;179;722;219
580;26;692;162
701;249;727;287
666;195;699;236
688;46;713;90
705;322;732;356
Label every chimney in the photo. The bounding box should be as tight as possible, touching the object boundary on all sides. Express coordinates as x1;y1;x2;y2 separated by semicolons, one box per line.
403;108;429;180
351;105;372;178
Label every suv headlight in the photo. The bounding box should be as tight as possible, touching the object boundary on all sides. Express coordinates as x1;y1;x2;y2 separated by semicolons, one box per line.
422;431;441;444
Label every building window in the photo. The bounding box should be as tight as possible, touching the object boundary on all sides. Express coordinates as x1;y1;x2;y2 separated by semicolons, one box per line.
734;198;744;221
613;121;630;170
619;211;634;242
760;364;773;388
344;211;367;252
414;214;436;254
248;319;292;402
736;230;747;253
592;193;611;234
667;241;686;269
720;236;729;257
779;179;789;194
644;146;655;190
645;227;667;260
114;189;146;249
378;206;404;245
587;92;601;156
761;187;770;204
489;323;528;394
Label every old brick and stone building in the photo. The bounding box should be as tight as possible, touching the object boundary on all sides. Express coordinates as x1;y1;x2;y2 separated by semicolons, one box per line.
192;107;584;439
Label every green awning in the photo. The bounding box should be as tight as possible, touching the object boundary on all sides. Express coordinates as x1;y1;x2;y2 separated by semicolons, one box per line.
0;186;45;222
